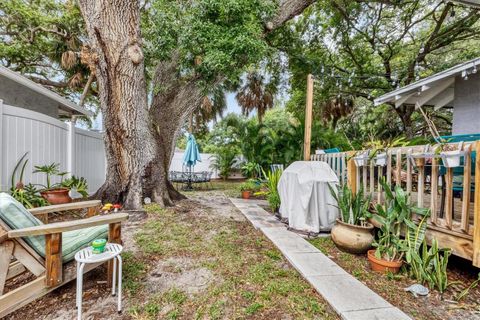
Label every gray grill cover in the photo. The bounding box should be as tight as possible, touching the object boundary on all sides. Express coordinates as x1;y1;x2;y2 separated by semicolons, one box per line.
278;161;339;233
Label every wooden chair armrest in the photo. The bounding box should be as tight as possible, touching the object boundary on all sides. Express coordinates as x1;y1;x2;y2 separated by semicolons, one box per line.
28;200;102;216
8;212;129;238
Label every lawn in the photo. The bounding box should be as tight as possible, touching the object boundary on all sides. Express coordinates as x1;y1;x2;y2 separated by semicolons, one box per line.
126;189;336;319
7;182;336;320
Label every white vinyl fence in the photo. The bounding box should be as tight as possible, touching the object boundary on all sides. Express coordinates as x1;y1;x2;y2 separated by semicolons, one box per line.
0;101;106;194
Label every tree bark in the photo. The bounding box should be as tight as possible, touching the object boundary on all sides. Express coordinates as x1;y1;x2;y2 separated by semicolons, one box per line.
78;0;317;209
78;0;154;209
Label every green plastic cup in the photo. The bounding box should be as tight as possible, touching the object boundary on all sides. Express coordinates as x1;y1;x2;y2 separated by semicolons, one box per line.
91;239;107;254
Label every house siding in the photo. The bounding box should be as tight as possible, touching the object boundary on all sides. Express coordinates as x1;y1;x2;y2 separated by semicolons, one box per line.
453;73;480;135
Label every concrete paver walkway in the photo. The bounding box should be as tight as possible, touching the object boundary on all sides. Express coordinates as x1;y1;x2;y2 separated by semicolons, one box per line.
230;198;411;320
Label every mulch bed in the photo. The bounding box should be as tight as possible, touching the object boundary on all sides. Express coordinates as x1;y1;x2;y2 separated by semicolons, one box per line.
309;236;480;320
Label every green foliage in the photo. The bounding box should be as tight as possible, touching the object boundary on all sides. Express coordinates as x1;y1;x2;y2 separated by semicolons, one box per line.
10;184;48;209
205;110;350;171
239;180;259;192
61;176;89;198
258;169;282;212
241;162;261;179
283;0;480;141
456;273;480;301
9;153;47;208
210;148;237;180
146;0;276;84
371;179;429;262
328;184;371;226
33;163;88;196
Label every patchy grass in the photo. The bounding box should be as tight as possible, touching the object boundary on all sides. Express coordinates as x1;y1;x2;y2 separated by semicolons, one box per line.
127;190;337;319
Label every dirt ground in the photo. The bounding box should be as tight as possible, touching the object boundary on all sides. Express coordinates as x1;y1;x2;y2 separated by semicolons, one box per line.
6;183;336;320
308;234;480;320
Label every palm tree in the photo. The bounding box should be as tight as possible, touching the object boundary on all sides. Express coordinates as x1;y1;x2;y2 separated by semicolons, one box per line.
236;72;275;123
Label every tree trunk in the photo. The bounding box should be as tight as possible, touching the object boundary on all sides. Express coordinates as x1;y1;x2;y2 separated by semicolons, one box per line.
393;104;415;139
78;0;154;209
78;0;317;209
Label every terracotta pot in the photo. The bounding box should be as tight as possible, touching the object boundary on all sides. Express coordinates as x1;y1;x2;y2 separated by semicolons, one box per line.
241;191;251;199
40;188;72;205
331;219;374;254
367;249;403;274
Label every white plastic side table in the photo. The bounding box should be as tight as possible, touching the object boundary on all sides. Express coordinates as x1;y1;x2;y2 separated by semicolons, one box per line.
75;243;123;319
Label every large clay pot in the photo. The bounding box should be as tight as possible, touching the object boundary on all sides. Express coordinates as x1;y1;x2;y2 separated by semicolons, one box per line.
367;249;403;274
331;219;374;254
241;191;251;199
40;188;72;205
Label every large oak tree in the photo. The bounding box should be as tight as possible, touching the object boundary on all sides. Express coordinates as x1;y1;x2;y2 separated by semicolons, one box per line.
73;0;316;209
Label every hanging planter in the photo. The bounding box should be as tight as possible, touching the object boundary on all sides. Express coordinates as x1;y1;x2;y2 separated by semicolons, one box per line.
353;152;369;167
408;145;435;168
439;142;464;168
440;150;464;168
375;152;387;166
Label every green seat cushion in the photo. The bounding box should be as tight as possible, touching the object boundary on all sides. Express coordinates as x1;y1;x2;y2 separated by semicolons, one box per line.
0;193;108;262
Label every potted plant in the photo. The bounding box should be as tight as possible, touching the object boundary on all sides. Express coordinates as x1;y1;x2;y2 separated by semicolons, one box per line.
437;141;464;168
239;180;258;199
34;163;89;205
369;179;429;273
408;144;436;167
328;184;374;254
363;137;407;167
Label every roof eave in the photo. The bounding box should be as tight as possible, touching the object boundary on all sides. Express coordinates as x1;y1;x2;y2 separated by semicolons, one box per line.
0;66;93;117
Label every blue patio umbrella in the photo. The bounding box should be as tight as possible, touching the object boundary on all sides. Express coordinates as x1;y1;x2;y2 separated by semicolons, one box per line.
182;133;201;190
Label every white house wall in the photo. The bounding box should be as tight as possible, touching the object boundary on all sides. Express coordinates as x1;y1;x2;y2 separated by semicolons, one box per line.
453;73;480;135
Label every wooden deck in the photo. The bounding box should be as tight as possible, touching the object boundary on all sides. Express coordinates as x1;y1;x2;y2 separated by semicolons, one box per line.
312;141;480;266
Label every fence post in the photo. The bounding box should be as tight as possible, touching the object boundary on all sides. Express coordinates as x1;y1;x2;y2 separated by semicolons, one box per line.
66;118;76;178
303;74;313;161
472;141;480;267
347;151;357;194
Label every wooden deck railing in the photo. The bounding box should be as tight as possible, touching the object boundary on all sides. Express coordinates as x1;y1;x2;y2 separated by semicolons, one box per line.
311;141;480;267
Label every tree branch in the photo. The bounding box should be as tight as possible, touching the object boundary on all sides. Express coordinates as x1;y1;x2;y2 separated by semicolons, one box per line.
267;0;317;31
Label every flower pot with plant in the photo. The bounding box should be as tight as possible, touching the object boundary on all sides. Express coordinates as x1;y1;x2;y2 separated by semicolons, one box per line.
239;180;258;199
437;141;464;168
328;184;374;254
369;179;429;273
34;163;89;205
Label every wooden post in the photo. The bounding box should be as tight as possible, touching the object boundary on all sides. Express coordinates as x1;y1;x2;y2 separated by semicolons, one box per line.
461;145;472;233
347;152;357;194
473;141;480;266
0;241;14;294
107;222;122;286
45;233;62;287
430;156;439;225
303;74;314;161
445;167;453;229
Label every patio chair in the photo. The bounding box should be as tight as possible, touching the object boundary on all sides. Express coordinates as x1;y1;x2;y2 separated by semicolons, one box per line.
0;193;128;318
